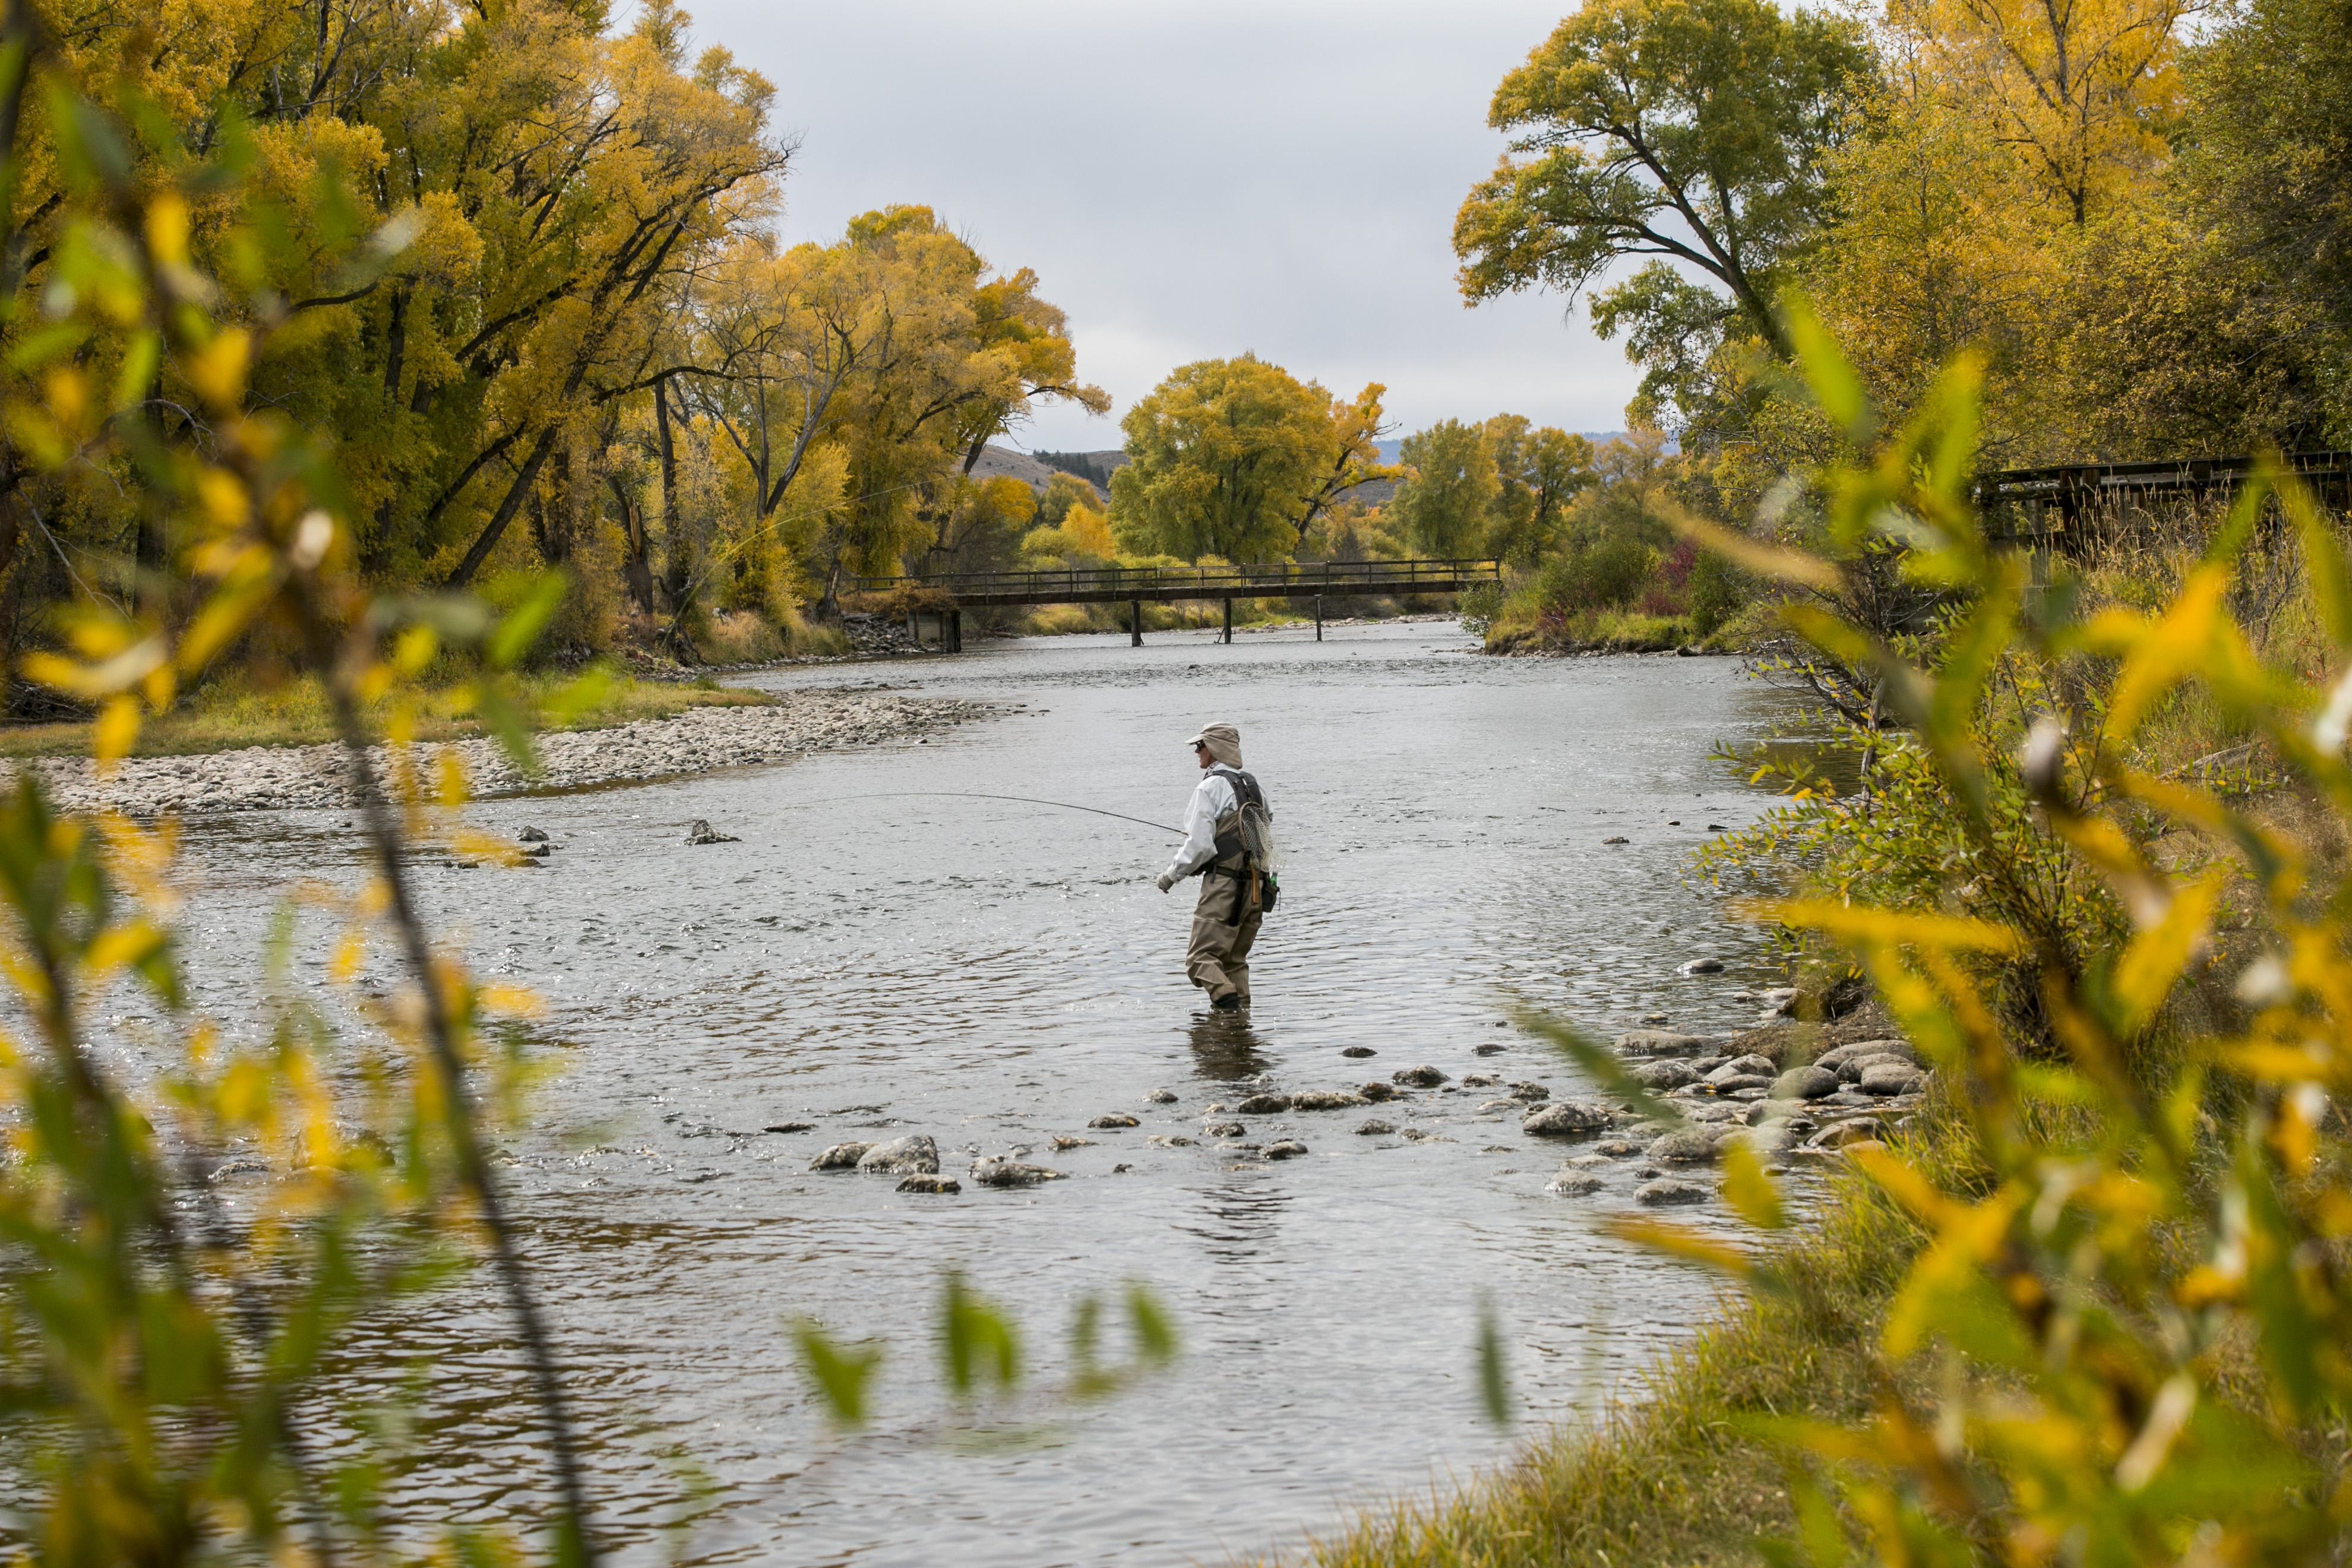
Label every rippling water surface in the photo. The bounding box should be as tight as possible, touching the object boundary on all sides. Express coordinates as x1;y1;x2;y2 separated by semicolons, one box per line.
159;620;1805;1566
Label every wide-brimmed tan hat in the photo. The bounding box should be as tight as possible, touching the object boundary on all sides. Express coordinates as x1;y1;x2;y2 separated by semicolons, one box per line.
1187;723;1242;767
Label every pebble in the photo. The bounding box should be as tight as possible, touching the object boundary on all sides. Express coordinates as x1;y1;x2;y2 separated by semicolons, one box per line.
855;1135;938;1175
969;1159;1066;1187
1089;1112;1141;1128
1521;1101;1610;1136
1263;1140;1309;1160
1202;1120;1245;1138
810;1142;874;1170
1392;1065;1449;1088
1636;1178;1710;1206
10;691;992;815
1706;1054;1776;1085
896;1174;960;1194
1355;1119;1396;1136
1631;1059;1698;1089
1235;1095;1291;1115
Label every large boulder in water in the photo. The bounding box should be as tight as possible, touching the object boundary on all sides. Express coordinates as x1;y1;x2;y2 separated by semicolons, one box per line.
856;1135;938;1175
810;1142;874;1170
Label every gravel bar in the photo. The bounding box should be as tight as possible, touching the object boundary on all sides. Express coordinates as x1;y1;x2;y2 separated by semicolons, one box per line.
8;690;988;815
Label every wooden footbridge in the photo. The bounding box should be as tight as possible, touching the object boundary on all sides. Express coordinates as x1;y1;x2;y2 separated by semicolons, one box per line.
846;558;1501;650
1976;451;2352;538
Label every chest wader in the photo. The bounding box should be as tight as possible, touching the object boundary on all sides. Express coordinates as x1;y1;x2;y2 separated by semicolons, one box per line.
1187;767;1275;1007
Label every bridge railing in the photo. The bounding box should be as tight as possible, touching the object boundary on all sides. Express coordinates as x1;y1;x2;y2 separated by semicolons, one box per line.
846;558;1501;600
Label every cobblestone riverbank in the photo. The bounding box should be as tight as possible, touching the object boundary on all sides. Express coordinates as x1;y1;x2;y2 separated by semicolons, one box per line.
7;689;987;815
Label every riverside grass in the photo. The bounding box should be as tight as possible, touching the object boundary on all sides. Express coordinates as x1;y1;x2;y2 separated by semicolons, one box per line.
1281;1115;1958;1568
0;670;774;758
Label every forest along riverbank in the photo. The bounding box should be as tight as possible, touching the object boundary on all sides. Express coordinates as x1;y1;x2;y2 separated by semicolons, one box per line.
4;687;990;813
151;623;1819;1567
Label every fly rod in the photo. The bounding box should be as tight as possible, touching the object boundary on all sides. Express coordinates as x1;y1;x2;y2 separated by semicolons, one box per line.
773;791;1185;835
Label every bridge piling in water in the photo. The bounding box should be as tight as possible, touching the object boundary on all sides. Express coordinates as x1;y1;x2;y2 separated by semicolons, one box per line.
1315;595;1323;641
1221;597;1232;644
1129;599;1142;647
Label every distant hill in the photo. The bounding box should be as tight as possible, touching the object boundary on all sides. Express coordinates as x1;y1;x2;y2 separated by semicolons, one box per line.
1033;449;1127;497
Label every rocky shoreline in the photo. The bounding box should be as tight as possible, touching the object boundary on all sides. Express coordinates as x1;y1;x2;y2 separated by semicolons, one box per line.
7;688;988;815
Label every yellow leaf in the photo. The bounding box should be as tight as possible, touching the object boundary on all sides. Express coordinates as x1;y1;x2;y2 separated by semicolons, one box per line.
184;328;253;410
2106;567;2225;738
1602;1216;1757;1278
144;192;191;267
2111;870;2221;1034
91;693;140;770
1721;1139;1786;1229
1746;899;2026;955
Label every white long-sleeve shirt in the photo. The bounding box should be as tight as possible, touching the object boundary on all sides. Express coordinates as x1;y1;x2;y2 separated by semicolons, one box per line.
1165;768;1240;880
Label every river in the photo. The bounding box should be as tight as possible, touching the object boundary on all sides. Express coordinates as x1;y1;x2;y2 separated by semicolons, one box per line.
157;618;1801;1566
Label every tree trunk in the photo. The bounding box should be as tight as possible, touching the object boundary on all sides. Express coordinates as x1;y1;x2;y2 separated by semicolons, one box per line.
609;472;656;615
446;425;560;588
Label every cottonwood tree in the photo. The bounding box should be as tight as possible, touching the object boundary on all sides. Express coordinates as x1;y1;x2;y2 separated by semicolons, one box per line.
1109;356;1389;562
1455;0;1872;434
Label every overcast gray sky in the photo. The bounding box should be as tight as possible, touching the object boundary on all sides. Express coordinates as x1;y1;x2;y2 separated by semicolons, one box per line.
672;0;1642;453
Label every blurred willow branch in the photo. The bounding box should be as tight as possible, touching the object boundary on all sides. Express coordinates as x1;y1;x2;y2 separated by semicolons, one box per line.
0;4;601;1561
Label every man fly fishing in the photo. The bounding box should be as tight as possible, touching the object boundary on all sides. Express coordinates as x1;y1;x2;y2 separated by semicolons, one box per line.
1155;722;1277;1012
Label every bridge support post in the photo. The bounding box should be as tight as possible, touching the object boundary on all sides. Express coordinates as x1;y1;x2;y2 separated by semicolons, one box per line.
906;609;920;648
949;608;962;652
1221;596;1232;644
1315;595;1323;642
1130;599;1142;647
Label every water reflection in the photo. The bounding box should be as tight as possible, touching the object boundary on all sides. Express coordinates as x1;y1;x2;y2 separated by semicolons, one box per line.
1187;1011;1275;1081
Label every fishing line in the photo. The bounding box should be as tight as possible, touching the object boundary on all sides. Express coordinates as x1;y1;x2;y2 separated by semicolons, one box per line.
773;790;1186;836
817;791;1183;834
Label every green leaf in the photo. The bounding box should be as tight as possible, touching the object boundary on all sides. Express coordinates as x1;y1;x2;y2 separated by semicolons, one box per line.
1783;294;1873;445
789;1319;882;1428
542;662;614;728
1475;1293;1511;1425
940;1272;1019;1398
486;570;571;669
8;321;87;371
1124;1282;1176;1365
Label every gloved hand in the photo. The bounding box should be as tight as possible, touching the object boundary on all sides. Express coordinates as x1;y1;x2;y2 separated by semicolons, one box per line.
1155;872;1176;893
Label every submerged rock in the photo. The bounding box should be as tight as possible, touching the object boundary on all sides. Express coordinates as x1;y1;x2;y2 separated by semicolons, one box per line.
1235;1095;1291;1115
1546;1170;1605;1196
1089;1112;1142;1128
1472;1042;1507;1057
1807;1118;1885;1150
517;825;549;843
855;1135;938;1175
1355;1118;1396;1136
970;1159;1066;1187
1051;1136;1095;1152
762;1120;815;1134
1637;1178;1709;1206
1340;1046;1377;1058
1263;1140;1309;1160
1392;1064;1449;1088
1147;1134;1195;1147
1508;1082;1550;1101
1202;1120;1246;1138
1357;1082;1401;1103
684;818;741;846
1592;1139;1647;1158
810;1142;874;1170
896;1174;960;1194
1291;1090;1367;1111
1143;1088;1179;1104
1681;957;1725;975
